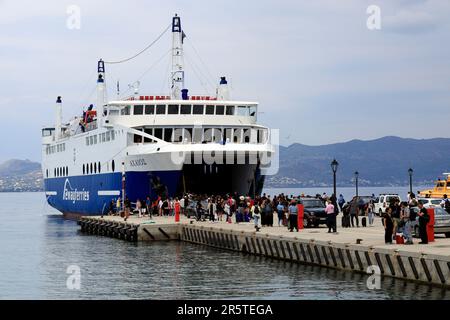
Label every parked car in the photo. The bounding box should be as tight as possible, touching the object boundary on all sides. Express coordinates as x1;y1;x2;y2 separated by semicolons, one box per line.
374;194;401;216
416;197;442;208
410;206;450;238
299;198;327;228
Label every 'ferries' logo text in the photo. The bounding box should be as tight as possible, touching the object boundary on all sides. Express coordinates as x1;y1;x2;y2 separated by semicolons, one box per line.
63;179;90;203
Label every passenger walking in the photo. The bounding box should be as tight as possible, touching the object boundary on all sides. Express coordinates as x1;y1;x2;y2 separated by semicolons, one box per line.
146;196;152;219
124;197;131;221
325;200;336;233
224;201;231;223
417;201;430;244
350;201;359;228
288;200;298;232
276;202;285;227
196;201;203;221
116;198;121;216
383;207;394;244
400;202;413;244
136;199;142;218
338;194;345;212
368;200;375;226
252;202;262;231
108;199;115;216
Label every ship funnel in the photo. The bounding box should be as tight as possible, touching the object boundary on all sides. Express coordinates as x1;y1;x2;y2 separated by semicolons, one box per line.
55;96;62;139
217;76;230;100
97;59;106;118
181;88;189;100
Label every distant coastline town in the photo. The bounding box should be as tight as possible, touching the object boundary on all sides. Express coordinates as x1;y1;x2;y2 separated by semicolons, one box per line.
3;133;450;192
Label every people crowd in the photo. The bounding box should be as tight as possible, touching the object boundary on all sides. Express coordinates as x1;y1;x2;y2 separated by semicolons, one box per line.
104;190;438;245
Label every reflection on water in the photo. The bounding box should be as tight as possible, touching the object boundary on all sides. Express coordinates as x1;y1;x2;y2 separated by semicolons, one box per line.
0;192;449;299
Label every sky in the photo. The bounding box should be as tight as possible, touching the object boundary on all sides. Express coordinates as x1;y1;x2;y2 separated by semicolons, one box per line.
1;0;450;162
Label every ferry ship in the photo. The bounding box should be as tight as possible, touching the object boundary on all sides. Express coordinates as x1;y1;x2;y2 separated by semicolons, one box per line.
41;15;275;218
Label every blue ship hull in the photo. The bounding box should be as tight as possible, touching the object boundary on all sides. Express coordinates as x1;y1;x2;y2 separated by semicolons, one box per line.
45;170;182;218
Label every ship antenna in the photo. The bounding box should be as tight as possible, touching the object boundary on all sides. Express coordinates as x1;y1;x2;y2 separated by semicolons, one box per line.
171;14;185;99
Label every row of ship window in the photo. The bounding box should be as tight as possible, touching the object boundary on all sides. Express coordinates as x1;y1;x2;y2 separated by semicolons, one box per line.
46;166;68;178
46;143;66;155
83;160;115;175
114;104;256;117
133;127;268;144
86;130;117;146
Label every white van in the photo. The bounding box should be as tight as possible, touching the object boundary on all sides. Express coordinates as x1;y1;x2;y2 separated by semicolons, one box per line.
374;194;401;216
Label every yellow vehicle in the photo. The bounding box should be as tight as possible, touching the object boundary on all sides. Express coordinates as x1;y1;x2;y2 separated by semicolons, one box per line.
418;173;450;198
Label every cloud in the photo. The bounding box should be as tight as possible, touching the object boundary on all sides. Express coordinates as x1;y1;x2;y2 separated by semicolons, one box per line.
383;10;437;34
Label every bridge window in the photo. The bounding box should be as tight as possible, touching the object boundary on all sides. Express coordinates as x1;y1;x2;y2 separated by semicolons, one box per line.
164;128;173;142
154;128;163;140
205;105;214;115
94;162;97;174
237;106;249;116
90;163;93;175
112;160;115;172
106;131;111;141
180;105;191;114
111;130;115;140
83;164;85;175
226;106;235;115
193;105;203;115
168;104;179;114
134;105;144;115
249;106;257;117
144;128;153;143
156;104;166;114
46;169;48;178
216;105;225;115
98;162;101;173
145;105;155;114
121;106;131;115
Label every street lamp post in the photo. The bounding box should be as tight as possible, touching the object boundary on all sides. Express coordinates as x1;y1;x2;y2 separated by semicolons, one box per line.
354;171;359;197
331;159;339;196
408;168;413;194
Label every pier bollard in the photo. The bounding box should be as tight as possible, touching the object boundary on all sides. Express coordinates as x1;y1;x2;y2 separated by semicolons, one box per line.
297;204;304;229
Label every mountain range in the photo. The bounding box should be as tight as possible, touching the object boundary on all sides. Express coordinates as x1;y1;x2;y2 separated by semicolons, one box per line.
266;136;450;187
1;136;449;191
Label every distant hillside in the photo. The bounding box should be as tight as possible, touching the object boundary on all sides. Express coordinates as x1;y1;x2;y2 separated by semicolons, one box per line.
2;136;450;191
0;159;43;192
266;136;450;187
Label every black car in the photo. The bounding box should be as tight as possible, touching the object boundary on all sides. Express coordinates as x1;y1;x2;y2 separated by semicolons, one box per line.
299;198;327;227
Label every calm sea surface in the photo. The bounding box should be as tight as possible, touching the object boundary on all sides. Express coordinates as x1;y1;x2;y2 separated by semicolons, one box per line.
0;190;449;300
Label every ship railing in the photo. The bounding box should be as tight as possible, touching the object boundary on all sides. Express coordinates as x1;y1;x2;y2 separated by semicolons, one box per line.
85;120;98;132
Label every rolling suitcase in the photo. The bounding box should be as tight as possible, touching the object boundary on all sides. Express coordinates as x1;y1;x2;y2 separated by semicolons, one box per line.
362;217;367;227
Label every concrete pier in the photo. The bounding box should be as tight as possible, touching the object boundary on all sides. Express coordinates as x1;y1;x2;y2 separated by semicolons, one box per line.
78;215;450;287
